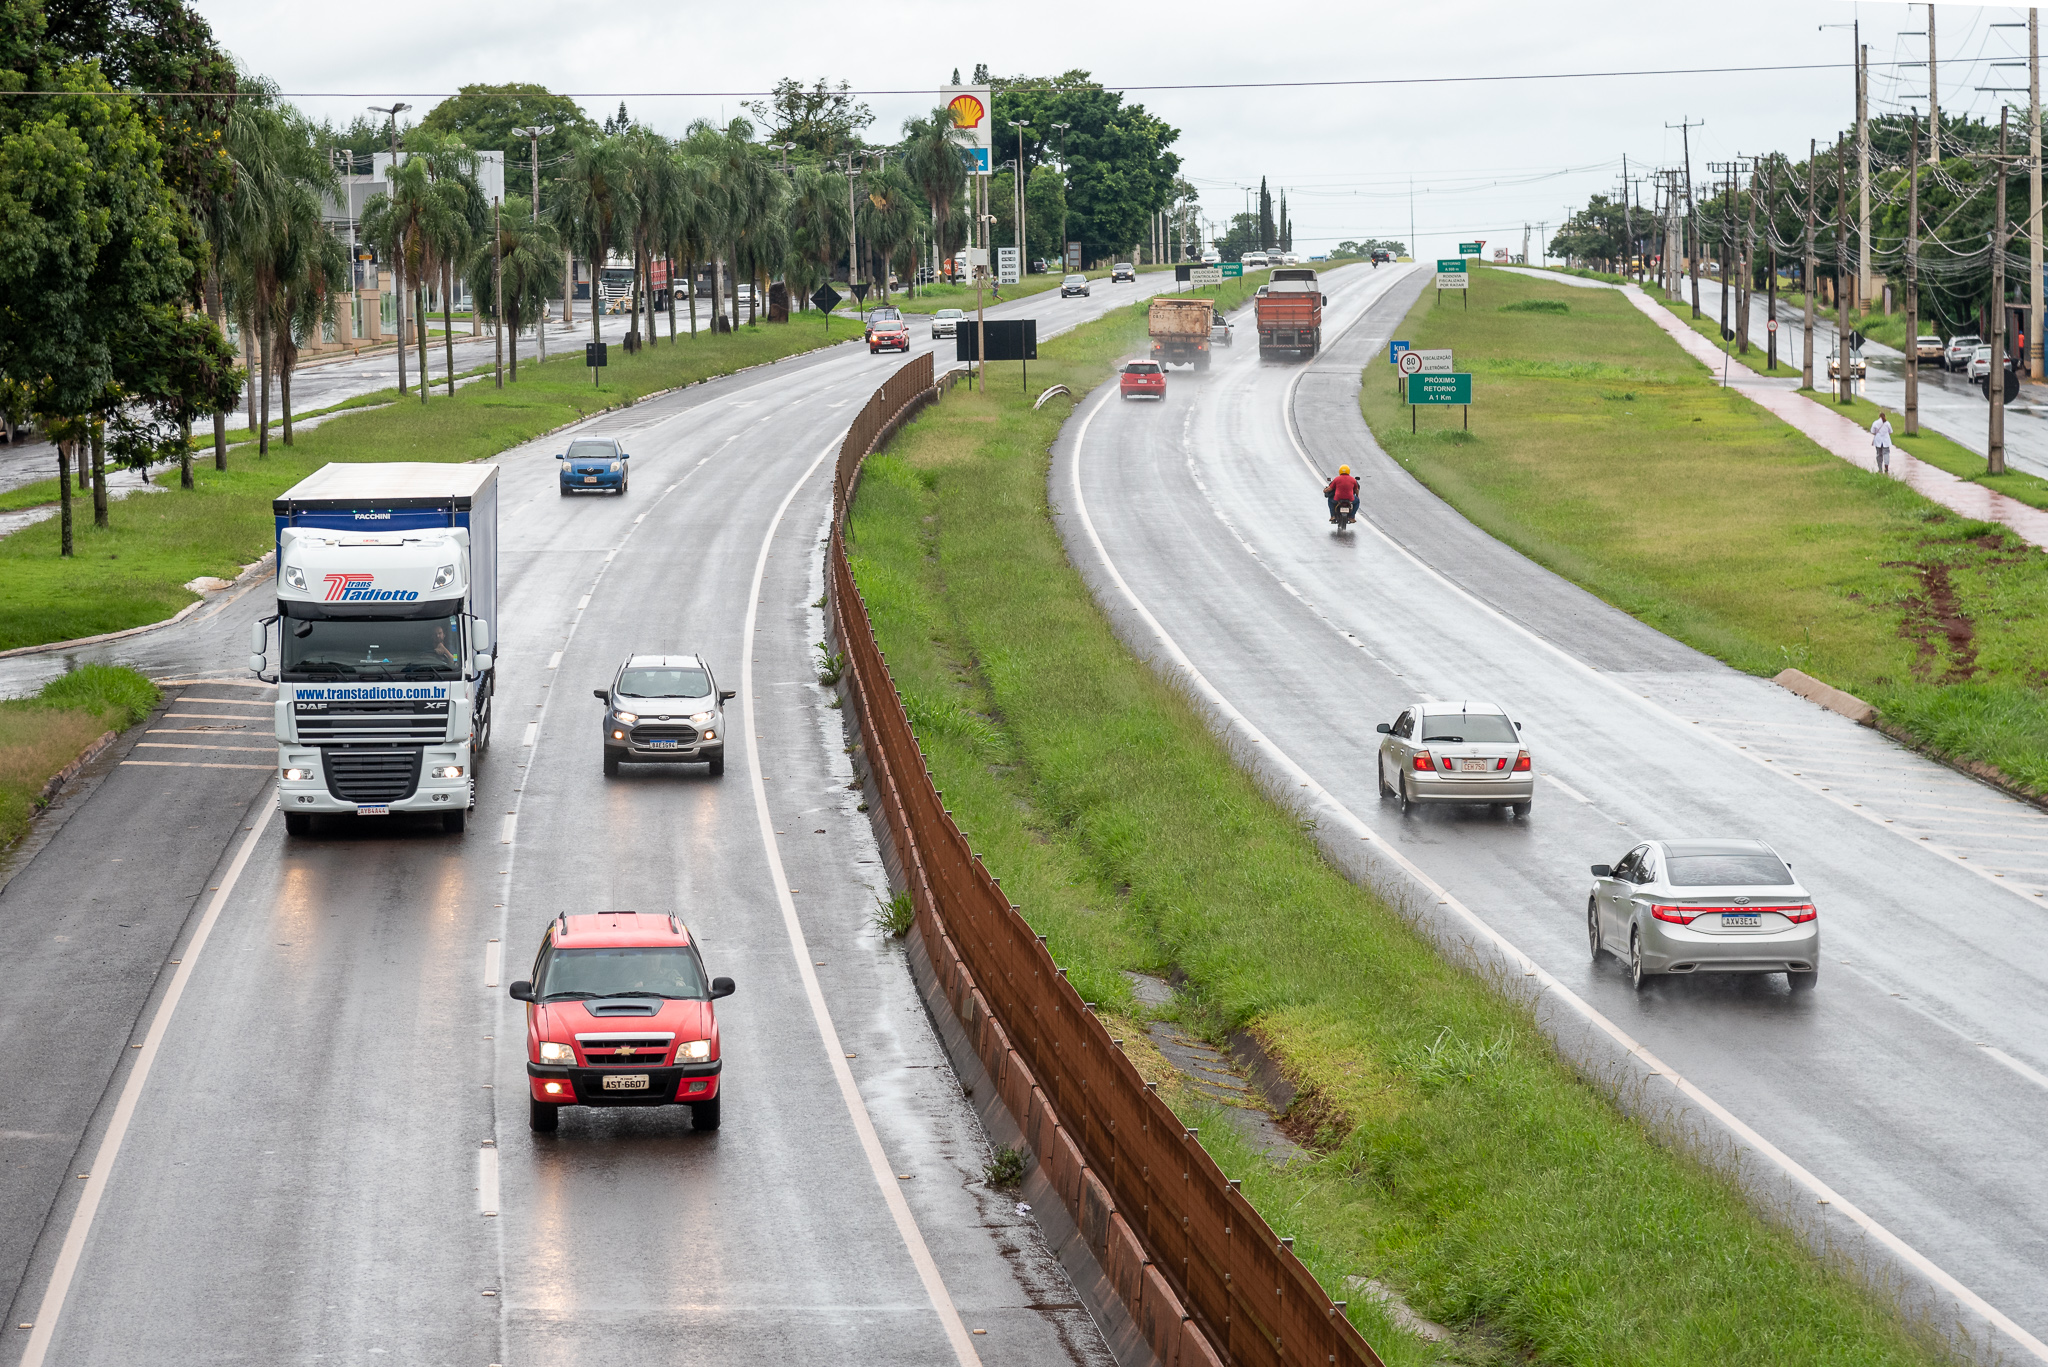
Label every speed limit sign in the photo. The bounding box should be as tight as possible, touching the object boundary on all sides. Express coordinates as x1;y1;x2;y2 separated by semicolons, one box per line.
1767;318;1778;332
1398;350;1424;375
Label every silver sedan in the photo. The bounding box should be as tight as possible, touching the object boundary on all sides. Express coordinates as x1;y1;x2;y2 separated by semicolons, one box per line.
1376;700;1533;817
1588;838;1820;992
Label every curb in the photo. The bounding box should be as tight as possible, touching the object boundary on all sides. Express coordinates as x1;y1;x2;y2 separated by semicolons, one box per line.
35;729;117;808
1771;668;1875;725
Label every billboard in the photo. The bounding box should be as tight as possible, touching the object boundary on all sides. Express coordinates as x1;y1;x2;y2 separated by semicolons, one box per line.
956;318;1037;362
942;85;993;175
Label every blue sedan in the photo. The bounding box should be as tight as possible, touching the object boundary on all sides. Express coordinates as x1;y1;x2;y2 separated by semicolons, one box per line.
558;438;629;495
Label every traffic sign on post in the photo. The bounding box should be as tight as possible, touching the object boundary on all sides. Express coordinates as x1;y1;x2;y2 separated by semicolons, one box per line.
1458;242;1483;256
1398;351;1424;376
1389;340;1410;364
1219;262;1243;278
1190;266;1222;287
1405;372;1473;432
1435;258;1469;309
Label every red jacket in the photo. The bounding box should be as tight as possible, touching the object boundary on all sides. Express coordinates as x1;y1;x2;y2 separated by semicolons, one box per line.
1328;473;1359;502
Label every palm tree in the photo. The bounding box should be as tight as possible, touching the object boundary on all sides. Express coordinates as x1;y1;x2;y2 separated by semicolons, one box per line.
621;127;678;348
265;178;348;443
858;164;919;304
782;165;848;314
227;103;337;451
361;155;437;401
664;153;721;338
196;92;274;469
412;136;487;396
552;137;635;352
467;193;563;381
901;107;970;288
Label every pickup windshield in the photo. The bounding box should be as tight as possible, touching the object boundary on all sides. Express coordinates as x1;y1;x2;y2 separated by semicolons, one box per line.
282;616;462;680
538;946;708;1000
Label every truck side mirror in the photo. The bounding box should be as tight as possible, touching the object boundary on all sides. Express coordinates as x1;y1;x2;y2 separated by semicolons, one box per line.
593;688;609;701
249;653;267;673
473;652;493;672
709;976;735;999
471;619;490;653
250;621;267;653
508;980;534;1002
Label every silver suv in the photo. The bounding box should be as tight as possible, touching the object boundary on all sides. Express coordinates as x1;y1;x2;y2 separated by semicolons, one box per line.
597;654;734;778
931;308;964;337
1944;334;1982;372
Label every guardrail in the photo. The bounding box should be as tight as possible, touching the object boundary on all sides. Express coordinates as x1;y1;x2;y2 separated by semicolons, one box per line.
829;354;1383;1367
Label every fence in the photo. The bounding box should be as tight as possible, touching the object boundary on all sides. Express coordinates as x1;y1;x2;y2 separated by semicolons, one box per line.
828;356;1384;1367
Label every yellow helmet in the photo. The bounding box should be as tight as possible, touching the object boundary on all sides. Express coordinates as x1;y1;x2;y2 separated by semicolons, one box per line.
1338;464;1351;475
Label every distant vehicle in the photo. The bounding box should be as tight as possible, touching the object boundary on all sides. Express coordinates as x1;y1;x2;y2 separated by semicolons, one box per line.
1827;350;1867;382
1112;262;1136;282
1256;270;1326;359
931;308;965;338
597;653;733;778
1119;360;1165;400
868;314;910;354
1376;700;1532;818
1201;249;1221;265
1914;335;1944;362
1370;250;1393;265
863;307;902;343
1148;297;1215;370
559;437;629;497
1587;838;1819;992
1242;251;1269;269
1210;318;1233;348
512;912;736;1132
1061;273;1091;298
1967;345;2013;387
1944;334;1982;372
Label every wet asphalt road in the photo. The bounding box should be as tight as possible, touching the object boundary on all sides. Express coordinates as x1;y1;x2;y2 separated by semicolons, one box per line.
1059;262;2048;1353
2;276;1178;1364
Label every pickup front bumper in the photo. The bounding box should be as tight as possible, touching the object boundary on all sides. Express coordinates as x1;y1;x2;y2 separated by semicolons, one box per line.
527;1059;722;1107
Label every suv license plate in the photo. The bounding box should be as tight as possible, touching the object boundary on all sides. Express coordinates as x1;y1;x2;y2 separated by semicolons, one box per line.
602;1074;650;1091
356;804;390;816
1460;759;1490;772
647;740;679;749
1722;913;1761;928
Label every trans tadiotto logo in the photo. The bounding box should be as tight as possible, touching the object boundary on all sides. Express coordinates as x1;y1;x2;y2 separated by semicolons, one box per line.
323;572;419;602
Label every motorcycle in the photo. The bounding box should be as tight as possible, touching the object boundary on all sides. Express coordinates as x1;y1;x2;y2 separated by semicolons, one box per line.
1332;497;1357;531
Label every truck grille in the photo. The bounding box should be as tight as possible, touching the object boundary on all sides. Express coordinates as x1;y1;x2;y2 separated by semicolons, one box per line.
296;699;448;744
630;723;700;744
322;748;422;803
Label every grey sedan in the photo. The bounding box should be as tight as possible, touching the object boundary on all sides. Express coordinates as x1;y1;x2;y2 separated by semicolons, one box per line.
1588;838;1819;992
1376;700;1532;817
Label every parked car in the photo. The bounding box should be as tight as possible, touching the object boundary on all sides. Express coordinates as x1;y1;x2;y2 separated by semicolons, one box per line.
1587;838;1819;992
1061;273;1091;298
1967;346;2014;388
512;912;736;1131
1376;700;1532;817
1210;318;1233;348
1119;360;1165;400
869;314;910;353
931;308;964;338
1826;351;1867;382
1914;335;1945;362
1112;262;1136;282
596;653;733;777
558;437;629;496
1944;334;1982;371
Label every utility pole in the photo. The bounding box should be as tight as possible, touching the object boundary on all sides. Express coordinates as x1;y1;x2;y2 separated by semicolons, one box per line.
1742;158;1757;355
493;197;503;389
1012;119;1032;274
1992;107;2011;475
511;123;555;342
1906;116;1921;435
1766;157;1779;371
1669;118;1704;317
1858;35;1872;303
1929;5;1941;165
1804;139;1817;392
2033;9;2043;381
1836;133;1854;402
369;102;410;395
1621;154;1634;281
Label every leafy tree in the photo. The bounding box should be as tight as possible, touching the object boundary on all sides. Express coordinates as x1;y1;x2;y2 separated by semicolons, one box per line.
551;135;635;346
109;302;240;489
743;78;873;162
419;83;596;217
858;163;919;301
992;71;1180;262
899;106;968;279
782;163;847;312
467;193;561;380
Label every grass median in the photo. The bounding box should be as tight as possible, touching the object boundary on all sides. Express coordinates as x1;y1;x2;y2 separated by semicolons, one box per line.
0;665;158;852
1366;265;2048;797
0;314;848;652
846;277;1947;1365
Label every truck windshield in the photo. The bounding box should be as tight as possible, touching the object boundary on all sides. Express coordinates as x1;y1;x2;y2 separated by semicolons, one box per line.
537;946;707;1000
282;616;463;680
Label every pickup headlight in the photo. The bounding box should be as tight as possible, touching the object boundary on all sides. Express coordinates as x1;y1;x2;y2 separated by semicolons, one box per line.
538;1042;575;1064
283;565;306;590
677;1039;711;1062
612;709;639;725
432;563;456;591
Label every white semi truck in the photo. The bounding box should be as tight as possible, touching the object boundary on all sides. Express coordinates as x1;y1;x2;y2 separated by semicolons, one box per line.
251;463;499;835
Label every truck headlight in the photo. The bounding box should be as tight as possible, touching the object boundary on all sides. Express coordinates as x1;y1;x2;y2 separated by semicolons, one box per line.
280;767;313;781
430;764;464;779
283;566;306;590
677;1039;711;1062
538;1042;575;1064
432;563;456;591
612;710;639;725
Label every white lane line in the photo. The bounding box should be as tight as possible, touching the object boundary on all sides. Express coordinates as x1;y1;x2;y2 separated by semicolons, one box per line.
1981;1044;2048;1092
1068;385;2048;1365
575;595;590;611
163;712;266;721
500;814;517;845
135;743;274;753
120;760;274;770
18;799;274;1367
484;939;502;987
547;652;562;669
742;433;982;1367
1543;774;1593;804
522;722;538;747
478;1144;499;1217
169;698;271;708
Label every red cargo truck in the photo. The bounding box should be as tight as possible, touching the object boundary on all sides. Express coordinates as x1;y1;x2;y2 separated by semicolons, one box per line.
1255;270;1327;359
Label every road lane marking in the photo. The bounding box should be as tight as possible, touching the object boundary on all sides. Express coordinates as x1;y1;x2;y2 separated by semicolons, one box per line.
1543;775;1593;804
169;697;270;707
135;743;273;752
575;595;590;610
547;652;562;669
742;432;982;1367
478;1144;499;1217
18;796;275;1367
522;723;538;747
162;712;267;721
1069;385;2048;1365
484;939;502;987
500;814;517;845
120;760;274;770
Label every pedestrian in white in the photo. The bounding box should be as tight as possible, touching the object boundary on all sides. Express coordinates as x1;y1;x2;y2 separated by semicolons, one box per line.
1871;410;1894;475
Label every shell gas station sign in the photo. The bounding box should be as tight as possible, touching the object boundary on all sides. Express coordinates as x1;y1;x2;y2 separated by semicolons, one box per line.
941;85;992;174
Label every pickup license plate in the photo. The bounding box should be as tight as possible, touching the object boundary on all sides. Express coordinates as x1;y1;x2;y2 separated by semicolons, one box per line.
1460;759;1490;772
647;739;679;749
583;476;598;483
602;1073;650;1091
356;804;389;816
1721;913;1761;928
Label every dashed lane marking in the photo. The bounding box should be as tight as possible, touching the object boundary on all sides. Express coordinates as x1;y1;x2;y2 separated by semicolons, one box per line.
120;760;273;770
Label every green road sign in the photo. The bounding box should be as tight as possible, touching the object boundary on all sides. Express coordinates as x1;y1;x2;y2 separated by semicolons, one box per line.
1435;258;1468;274
1219;262;1243;278
1406;373;1473;404
1458;242;1482;255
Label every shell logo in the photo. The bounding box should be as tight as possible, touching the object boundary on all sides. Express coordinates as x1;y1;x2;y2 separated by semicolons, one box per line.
947;93;985;131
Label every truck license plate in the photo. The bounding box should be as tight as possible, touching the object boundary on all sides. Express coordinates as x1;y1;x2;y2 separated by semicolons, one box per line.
647;740;679;749
602;1074;650;1090
356;804;390;816
1721;913;1761;928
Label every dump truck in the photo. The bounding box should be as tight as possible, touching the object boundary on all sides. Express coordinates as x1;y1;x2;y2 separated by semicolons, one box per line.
1256;270;1326;359
1148;296;1215;370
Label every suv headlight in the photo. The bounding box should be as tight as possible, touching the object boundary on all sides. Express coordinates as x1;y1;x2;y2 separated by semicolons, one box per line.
612;709;639;725
677;1039;711;1062
689;711;716;725
432;563;456;591
283;565;306;590
538;1042;575;1064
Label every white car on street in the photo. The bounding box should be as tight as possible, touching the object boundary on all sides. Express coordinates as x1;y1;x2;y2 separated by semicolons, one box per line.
1588;839;1819;991
930;308;964;338
1376;700;1532;817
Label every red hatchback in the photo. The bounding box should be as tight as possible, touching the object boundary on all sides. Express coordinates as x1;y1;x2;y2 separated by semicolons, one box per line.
511;912;734;1132
869;317;910;353
1120;360;1166;400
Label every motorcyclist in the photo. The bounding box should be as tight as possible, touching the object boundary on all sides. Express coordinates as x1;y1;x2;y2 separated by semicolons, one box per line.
1325;464;1359;524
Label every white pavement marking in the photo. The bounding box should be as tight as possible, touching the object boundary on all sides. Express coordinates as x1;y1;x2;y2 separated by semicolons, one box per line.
575;595;589;611
547;652;562;669
163;712;266;721
135;743;273;752
484;939;502;988
741;433;982;1367
120;760;274;770
18;800;274;1367
1542;774;1594;804
500;814;517;845
478;1145;499;1217
1981;1044;2048;1093
521;722;538;747
1069;383;2048;1365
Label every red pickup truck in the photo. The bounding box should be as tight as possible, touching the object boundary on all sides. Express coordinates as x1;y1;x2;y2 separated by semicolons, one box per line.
1255;270;1327;359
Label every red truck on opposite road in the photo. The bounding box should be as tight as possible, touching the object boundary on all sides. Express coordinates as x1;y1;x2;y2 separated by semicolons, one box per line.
1256;268;1327;360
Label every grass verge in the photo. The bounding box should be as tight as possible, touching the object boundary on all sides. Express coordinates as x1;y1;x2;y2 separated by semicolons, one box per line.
0;665;158;850
1366;265;2048;796
846;275;1949;1365
0;313;847;651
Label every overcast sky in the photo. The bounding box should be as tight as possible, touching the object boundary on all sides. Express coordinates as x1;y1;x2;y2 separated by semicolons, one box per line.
193;0;2034;260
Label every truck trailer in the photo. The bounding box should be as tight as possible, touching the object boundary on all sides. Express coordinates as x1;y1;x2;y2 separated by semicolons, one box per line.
1148;297;1215;370
1255;270;1327;359
252;463;499;835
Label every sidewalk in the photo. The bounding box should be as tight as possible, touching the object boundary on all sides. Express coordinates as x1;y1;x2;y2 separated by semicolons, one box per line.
1624;284;2048;552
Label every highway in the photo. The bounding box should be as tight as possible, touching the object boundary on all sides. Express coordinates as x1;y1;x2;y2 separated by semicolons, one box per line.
0;274;1178;1364
1059;262;2048;1353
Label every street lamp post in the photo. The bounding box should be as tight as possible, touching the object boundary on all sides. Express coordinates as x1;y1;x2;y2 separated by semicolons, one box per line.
1010;120;1032;276
368;102;410;393
510;123;555;350
1051;122;1070;271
